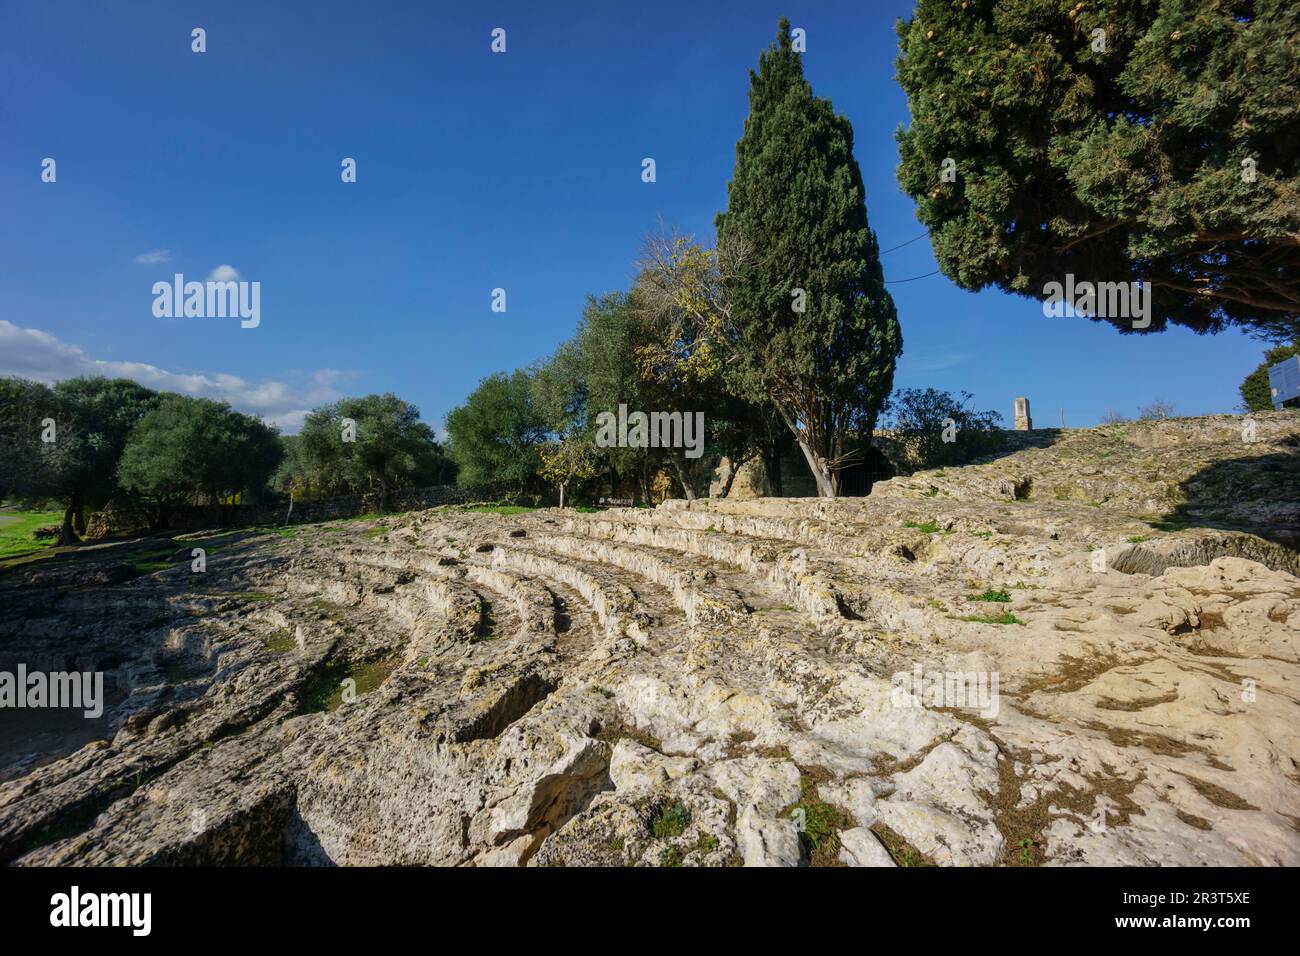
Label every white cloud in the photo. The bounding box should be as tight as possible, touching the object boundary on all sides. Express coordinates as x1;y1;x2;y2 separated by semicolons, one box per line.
208;264;240;282
134;249;172;265
0;320;351;434
900;351;970;374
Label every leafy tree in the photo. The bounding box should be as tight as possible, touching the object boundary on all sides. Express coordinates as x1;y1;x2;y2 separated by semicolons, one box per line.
445;370;548;494
568;293;659;500
118;395;281;527
0;377;159;543
1240;340;1300;410
635;233;793;495
895;0;1300;340
880;387;1004;475
0;377;58;507
539;438;599;508
271;434;310;499
717;18;903;496
293;394;447;512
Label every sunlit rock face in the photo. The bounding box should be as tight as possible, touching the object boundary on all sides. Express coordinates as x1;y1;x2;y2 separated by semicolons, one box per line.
2;411;1298;867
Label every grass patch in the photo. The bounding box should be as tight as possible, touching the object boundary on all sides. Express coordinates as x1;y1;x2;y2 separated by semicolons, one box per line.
264;629;296;653
956;610;1024;625
1126;535;1151;543
968;588;1011;603
785;769;853;867
202;589;275;602
131;551;175;574
0;508;64;559
904;520;942;534
649;800;691;839
694;833;720;854
464;504;534;515
300;654;399;713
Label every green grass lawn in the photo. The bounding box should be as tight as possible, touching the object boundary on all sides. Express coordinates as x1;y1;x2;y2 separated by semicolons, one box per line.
0;508;64;560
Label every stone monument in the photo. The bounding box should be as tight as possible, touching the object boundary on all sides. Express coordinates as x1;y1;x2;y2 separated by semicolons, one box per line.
1014;397;1032;431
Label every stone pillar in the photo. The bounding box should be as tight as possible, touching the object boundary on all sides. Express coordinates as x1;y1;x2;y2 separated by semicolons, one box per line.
1014;397;1032;431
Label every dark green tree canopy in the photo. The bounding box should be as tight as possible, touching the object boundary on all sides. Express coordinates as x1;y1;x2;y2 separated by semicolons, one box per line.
896;0;1299;340
118;395;281;508
445;370;549;492
0;376;160;541
717;18;902;496
290;393;450;509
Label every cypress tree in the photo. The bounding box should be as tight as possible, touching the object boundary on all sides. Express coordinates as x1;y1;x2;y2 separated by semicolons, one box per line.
717;18;902;497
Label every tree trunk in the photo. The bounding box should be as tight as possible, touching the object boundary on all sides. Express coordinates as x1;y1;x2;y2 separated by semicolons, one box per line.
639;458;651;505
718;460;741;499
668;453;697;501
718;452;755;499
773;402;837;498
794;436;836;498
559;481;566;510
72;505;86;535
57;500;81;546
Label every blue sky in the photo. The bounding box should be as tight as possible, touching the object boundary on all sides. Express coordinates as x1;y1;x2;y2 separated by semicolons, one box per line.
0;0;1272;434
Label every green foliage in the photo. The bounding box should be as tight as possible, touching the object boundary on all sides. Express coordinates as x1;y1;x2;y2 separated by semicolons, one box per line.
117;395;281;518
1240;340;1300;411
791;797;853;866
649;800;691;839
969;588;1011;603
717;18;902;496
904;519;942;534
0;376;161;540
882;387;1004;474
895;0;1300;339
538;438;599;506
957;610;1025;625
0;506;65;559
290;394;451;509
445;370;548;492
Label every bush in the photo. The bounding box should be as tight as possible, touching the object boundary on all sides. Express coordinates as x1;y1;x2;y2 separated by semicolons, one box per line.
880;388;1004;475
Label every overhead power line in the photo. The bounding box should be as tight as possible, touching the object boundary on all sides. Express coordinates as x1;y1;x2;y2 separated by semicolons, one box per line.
878;232;929;255
884;268;941;284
